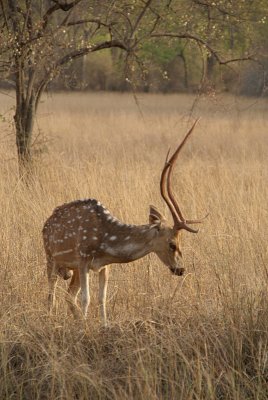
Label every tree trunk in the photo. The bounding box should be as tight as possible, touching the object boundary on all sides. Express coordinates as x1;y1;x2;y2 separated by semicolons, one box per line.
14;66;35;174
14;98;34;165
206;54;215;81
178;50;189;89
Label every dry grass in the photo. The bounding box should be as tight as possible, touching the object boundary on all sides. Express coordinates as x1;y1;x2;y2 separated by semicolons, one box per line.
0;91;268;399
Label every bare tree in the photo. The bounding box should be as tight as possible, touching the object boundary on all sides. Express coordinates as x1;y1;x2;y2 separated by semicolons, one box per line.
0;0;258;172
1;1;130;169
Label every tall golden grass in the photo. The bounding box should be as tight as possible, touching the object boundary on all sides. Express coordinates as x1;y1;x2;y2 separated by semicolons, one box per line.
0;92;267;399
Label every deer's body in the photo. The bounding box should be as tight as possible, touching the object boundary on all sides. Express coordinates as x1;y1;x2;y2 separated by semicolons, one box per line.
43;198;158;271
43;119;206;326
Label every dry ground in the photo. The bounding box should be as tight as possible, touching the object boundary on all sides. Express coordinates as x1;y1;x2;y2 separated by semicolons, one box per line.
0;92;267;399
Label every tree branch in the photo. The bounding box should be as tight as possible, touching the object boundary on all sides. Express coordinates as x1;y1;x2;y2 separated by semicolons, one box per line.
65;18;113;28
0;0;9;30
51;0;82;12
34;39;129;111
130;0;153;39
57;40;128;67
151;32;256;65
42;0;82;30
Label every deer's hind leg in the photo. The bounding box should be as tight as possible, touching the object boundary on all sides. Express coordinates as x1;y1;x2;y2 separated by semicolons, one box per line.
58;267;73;280
47;258;59;313
66;269;81;318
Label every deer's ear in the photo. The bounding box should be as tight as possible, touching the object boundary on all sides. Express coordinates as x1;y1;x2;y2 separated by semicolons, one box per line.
149;205;166;226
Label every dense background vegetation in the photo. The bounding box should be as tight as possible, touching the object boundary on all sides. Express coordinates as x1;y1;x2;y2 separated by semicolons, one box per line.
0;0;268;164
62;1;268;95
1;0;268;95
1;0;268;164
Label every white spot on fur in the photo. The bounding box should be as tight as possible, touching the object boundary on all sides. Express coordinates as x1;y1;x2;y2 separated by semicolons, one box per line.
124;236;130;240
93;236;98;240
83;236;87;240
53;249;73;257
105;242;145;258
109;236;117;241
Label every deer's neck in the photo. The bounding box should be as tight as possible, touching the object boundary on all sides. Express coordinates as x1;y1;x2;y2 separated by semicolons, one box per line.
99;223;157;264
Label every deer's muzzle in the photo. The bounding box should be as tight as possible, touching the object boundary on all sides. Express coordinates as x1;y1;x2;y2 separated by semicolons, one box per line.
170;267;185;276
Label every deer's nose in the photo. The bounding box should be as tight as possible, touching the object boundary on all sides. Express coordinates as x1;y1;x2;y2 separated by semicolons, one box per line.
175;267;185;276
170;267;185;276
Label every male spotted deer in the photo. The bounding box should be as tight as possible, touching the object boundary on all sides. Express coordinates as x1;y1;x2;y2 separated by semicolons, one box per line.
43;119;206;326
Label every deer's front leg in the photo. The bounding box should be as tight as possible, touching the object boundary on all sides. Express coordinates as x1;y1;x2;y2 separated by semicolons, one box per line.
79;263;90;318
99;266;109;327
47;260;58;312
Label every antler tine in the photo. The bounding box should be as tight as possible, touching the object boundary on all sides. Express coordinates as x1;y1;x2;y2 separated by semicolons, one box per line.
165;147;171;164
183;212;210;225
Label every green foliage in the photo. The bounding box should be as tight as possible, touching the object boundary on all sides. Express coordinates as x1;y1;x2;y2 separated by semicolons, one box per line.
1;0;267;95
141;40;183;66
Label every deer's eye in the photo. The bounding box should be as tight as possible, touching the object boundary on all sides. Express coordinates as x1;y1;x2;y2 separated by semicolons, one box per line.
169;242;177;252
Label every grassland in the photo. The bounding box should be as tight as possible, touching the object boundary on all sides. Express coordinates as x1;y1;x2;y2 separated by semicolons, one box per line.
0;91;267;399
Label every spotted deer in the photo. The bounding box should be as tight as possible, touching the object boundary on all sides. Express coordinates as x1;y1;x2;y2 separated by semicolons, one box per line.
43;119;206;326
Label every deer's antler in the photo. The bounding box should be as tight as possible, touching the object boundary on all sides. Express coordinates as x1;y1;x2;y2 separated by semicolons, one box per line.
160;118;208;233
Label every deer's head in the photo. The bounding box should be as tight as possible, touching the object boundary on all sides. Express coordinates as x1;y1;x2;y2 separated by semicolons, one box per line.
149;119;207;276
